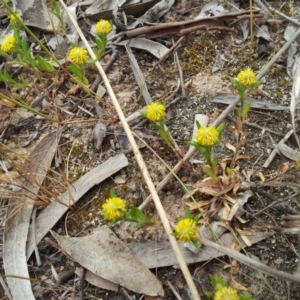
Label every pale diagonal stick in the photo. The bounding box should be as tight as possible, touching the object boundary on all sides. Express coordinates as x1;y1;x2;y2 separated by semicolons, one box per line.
57;1;200;299
139;25;300;211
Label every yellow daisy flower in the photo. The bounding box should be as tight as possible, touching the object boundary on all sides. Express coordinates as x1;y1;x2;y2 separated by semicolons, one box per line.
0;36;16;53
102;197;126;221
174;218;198;242
214;286;240;300
68;47;89;65
95;19;113;36
145;102;166;122
237;67;257;87
195;126;219;146
8;13;21;21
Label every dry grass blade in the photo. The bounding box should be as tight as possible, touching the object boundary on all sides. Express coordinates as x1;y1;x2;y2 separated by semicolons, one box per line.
3;129;62;300
58;1;200;299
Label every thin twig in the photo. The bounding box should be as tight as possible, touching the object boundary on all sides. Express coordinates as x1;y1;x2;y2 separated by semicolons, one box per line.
167;280;184;300
199;236;300;283
226;115;284;136
263;130;293;168
79;268;85;300
58;2;201;299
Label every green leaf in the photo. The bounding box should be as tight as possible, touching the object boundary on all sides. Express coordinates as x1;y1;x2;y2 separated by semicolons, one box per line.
20;37;36;66
109;189;117;198
95;36;107;56
241;101;251;119
36;55;55;72
86;57;99;64
68;64;83;77
196;120;201;129
124;206;148;223
211;157;219;169
240;294;252;300
204;291;214;298
123;206;155;228
192;240;201;250
226;167;233;176
216;122;225;135
82;77;89;85
185;207;192;219
205;167;218;181
209;275;226;290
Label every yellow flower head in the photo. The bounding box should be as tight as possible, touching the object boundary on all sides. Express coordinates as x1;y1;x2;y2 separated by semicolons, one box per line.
102;197;126;221
95;20;113;36
0;36;16;53
237;67;257;87
8;13;21;21
174;218;198;242
214;286;240;300
145;102;166;122
68;47;89;65
196;126;219;146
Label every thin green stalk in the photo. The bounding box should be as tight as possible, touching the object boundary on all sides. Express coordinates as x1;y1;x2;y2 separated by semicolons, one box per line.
0;92;57;122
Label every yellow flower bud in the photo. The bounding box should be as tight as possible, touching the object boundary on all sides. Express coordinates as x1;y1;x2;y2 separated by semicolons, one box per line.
68;47;89;65
95;20;113;36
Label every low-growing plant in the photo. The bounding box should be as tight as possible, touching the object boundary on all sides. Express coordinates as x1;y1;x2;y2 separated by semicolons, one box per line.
102;190;156;228
142;102;176;148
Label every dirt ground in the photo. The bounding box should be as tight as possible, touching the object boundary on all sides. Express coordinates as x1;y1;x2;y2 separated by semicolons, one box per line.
1;0;300;299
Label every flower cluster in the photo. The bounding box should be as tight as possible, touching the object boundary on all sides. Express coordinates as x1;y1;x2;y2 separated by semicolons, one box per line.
145;102;166;122
174;218;198;242
196;126;219;146
102;197;126;221
0;36;16;53
142;102;175;148
189;123;224;181
236;67;257;87
95;20;113;36
68;47;89;65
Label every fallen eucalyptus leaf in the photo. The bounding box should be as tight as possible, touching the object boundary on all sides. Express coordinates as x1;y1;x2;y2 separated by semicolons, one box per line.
4;129;62;300
51;227;164;296
127;231;273;268
117;38;169;59
277;142;300;161
14;0;59;31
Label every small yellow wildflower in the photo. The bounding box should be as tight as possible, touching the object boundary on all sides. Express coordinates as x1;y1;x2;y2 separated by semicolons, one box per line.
214;286;240;300
174;218;198;242
145;102;166;122
237;67;256;87
68;47;89;65
95;20;113;36
102;197;126;221
8;13;21;21
0;36;16;53
196;126;219;146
